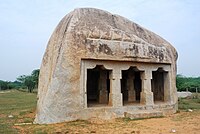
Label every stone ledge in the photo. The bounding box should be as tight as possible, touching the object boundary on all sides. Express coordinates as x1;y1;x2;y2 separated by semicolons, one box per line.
124;110;163;119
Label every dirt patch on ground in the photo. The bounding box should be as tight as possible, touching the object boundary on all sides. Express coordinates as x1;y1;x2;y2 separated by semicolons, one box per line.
14;110;200;134
133;111;200;134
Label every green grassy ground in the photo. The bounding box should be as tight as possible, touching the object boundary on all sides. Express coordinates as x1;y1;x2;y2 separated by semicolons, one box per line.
0;90;37;133
0;90;200;134
178;93;200;110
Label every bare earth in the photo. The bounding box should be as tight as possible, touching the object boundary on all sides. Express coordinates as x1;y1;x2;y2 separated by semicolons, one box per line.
14;110;200;134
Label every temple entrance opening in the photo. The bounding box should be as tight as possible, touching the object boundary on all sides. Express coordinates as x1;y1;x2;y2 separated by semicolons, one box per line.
151;68;167;102
87;65;111;107
121;67;142;105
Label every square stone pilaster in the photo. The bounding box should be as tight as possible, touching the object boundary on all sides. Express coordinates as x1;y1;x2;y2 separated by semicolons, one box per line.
164;71;172;103
140;70;154;105
109;69;123;107
99;70;108;104
127;73;136;102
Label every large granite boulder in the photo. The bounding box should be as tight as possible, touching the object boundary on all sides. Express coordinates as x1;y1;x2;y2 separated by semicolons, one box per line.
35;8;178;124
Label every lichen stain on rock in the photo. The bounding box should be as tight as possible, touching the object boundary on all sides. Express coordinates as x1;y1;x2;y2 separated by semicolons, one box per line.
98;43;113;55
153;49;158;58
148;46;154;57
88;44;96;53
159;51;164;61
85;39;96;53
131;44;139;54
148;46;165;61
124;44;139;56
136;24;144;33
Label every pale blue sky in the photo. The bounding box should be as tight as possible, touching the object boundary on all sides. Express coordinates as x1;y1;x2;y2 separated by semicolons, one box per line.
0;0;200;81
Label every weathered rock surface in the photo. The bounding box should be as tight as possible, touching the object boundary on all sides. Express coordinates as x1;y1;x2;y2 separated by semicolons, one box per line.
35;8;178;124
177;91;192;98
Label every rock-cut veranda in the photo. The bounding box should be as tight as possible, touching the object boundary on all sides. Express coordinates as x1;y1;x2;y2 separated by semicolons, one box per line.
34;8;178;124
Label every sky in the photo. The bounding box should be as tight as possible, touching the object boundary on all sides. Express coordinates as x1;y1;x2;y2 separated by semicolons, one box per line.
0;0;200;81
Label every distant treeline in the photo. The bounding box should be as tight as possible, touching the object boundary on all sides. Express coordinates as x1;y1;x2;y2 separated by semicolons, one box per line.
0;69;39;93
0;80;22;90
176;74;200;92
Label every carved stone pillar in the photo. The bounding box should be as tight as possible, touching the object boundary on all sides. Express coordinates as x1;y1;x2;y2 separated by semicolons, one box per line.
99;70;108;104
164;71;172;103
109;69;123;107
127;73;136;102
140;70;154;105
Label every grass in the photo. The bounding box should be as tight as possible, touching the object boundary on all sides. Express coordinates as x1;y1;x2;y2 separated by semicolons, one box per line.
178;93;200;110
0;90;37;133
0;90;200;133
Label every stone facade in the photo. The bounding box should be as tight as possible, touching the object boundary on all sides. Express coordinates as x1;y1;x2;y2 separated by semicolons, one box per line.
34;8;178;124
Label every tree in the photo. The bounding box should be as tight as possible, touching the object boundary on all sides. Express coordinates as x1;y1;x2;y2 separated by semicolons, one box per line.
24;76;35;93
176;74;200;92
0;80;8;90
31;69;40;89
16;69;40;92
0;80;22;90
17;75;27;84
7;81;22;89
